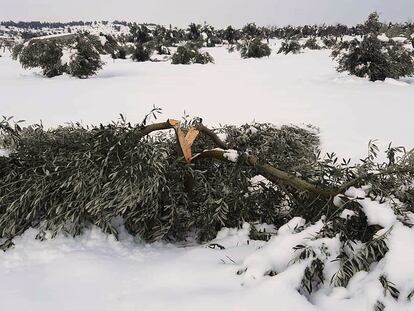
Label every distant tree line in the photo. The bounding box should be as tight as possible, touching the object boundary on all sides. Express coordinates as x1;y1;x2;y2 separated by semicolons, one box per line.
6;13;414;80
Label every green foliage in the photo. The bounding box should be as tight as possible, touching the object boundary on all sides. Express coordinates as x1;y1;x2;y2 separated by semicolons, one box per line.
237;38;271;58
374;300;385;311
187;23;202;42
330;231;390;287
11;43;24;60
68;35;103;78
322;37;337;49
301;258;324;295
265;138;413;298
303;37;321;50
278;40;302;55
379;275;400;300
241;23;262;39
171;44;214;65
363;12;383;35
112;47;127;59
101;34;120;55
1;113;412;250
118;47;127;59
223;25;238;44
332;35;414;81
19;40;66;77
0;112;413;307
129;24;151;44
131;44;153;62
77;32;105;54
156;45;170;55
203;25;221;47
17;34;104;79
0;113;321;244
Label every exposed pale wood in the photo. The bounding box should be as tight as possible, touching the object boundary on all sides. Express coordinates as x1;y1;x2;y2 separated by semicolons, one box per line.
168;119;181;127
174;127;191;162
180;128;200;163
185;128;200;146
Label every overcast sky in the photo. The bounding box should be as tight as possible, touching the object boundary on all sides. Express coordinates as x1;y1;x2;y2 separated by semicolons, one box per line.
1;0;413;27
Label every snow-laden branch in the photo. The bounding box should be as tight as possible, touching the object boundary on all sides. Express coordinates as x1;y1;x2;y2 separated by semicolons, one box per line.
138;120;338;198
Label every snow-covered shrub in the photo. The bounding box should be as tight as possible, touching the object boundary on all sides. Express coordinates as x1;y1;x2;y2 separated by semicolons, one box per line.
332;35;414;81
171;44;214;64
236;143;413;308
237;38;271;58
116;47;127;59
101;34;120;55
322;36;337;49
151;25;170;47
0;112;412;250
156;45;170;55
131;44;153;62
223;25;239;44
68;35;103;78
11;43;24;60
227;45;236;53
129;24;152;45
77;32;105;54
186;23;202;42
241;23;262;39
362;12;383;35
0;104;413;308
303;37;321;50
19;40;66;77
278;40;302;54
0;113;321;244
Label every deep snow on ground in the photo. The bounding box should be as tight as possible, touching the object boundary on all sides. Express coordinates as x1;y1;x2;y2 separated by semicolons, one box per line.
1;43;413;160
1;198;414;311
0;225;311;311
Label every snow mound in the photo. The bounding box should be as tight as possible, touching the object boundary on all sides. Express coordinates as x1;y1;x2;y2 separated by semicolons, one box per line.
0;190;414;310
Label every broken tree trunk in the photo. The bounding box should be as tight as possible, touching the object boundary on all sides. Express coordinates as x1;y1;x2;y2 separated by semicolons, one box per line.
137;119;339;198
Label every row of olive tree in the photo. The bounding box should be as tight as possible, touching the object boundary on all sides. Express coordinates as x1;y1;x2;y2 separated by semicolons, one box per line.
10;12;414;77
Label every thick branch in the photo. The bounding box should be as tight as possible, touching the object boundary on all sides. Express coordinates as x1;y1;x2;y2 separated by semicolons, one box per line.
138;121;227;148
192;149;338;198
196;125;228;149
138;119;179;136
137;120;414;199
139;120;338;197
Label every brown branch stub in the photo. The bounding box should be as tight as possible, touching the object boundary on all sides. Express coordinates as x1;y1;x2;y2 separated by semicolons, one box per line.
138;120;226;162
168;119;181;127
138;119;178;136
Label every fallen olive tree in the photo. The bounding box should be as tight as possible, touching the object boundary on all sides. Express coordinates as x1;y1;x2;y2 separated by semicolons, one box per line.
0;111;413;250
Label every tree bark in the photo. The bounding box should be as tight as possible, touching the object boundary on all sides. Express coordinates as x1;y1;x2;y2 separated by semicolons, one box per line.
191;149;338;198
138;120;338;198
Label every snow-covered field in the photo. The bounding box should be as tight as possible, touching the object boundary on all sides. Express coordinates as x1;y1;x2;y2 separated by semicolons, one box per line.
1;195;414;311
1;43;414;310
1;43;413;160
